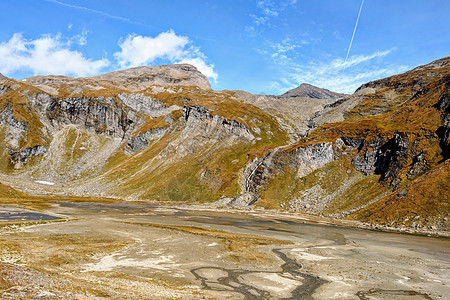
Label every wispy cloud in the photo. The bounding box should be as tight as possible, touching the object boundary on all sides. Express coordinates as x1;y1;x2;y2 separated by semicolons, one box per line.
269;38;308;62
254;38;310;68
266;49;407;94
290;65;408;94
45;0;142;25
114;30;218;82
248;0;298;33
257;0;280;17
297;49;394;75
0;33;109;77
250;14;269;26
70;28;89;46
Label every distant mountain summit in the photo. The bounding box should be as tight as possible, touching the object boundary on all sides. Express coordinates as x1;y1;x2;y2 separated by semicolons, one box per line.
0;73;6;80
281;83;346;100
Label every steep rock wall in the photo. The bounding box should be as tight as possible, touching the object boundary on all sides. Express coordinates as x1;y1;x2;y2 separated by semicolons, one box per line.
244;142;335;194
28;94;137;138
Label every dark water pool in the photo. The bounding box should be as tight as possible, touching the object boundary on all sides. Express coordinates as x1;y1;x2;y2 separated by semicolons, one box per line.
0;212;60;221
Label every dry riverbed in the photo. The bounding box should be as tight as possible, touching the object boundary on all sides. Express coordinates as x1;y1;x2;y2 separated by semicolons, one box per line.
0;201;449;299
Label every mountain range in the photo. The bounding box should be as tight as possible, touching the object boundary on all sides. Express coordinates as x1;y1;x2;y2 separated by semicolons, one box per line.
0;57;448;233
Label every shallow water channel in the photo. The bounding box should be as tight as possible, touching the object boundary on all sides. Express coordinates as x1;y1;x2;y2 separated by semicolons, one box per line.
3;201;449;299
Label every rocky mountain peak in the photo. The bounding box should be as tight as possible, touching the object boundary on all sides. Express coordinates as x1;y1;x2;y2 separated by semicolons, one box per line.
93;63;211;90
281;83;346;100
0;73;6;80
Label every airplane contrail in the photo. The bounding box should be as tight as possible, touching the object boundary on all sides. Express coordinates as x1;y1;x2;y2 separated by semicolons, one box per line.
44;0;143;26
345;0;365;63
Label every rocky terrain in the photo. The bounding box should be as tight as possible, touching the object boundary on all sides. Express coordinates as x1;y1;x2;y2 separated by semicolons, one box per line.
0;58;449;233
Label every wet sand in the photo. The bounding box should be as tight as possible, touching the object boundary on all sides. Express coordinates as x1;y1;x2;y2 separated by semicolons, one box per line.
0;201;449;299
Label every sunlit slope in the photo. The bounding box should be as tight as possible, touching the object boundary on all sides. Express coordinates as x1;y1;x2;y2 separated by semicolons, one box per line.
0;65;289;203
0;59;448;231
246;57;449;230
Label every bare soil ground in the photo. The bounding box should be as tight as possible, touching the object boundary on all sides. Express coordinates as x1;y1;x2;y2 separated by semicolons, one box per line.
0;201;449;299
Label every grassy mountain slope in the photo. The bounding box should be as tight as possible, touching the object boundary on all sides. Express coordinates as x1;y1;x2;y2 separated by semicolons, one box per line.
248;57;449;231
0;66;290;204
0;59;448;232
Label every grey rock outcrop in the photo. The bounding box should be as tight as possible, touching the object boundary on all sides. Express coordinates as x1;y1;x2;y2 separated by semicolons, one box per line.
244;142;335;195
0;83;11;98
7;146;47;169
117;93;180;118
151;104;255;159
233;90;335;140
127;127;170;152
28;94;138;139
0;73;6;80
435;91;450;159
94;64;211;90
338;131;436;187
183;105;254;141
0;107;27;149
215;192;258;208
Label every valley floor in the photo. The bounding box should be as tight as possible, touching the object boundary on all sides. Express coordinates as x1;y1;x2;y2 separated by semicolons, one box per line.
0;201;449;299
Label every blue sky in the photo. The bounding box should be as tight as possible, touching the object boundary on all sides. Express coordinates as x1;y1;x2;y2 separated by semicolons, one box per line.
0;0;448;94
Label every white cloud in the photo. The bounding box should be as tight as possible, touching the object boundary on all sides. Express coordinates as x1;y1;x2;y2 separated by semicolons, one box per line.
114;30;188;68
178;57;218;83
114;30;218;82
0;33;109;77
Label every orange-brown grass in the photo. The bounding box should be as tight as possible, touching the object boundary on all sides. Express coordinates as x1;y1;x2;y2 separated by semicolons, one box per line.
54;80;129;98
150;87;289;145
0;181;119;211
128;222;291;263
0;81;47;148
350;160;450;228
133;115;171;136
286;58;449;153
98;86;289;202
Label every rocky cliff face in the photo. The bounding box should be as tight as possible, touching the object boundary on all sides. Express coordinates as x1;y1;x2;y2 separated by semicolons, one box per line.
435;85;450;160
0;59;448;233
